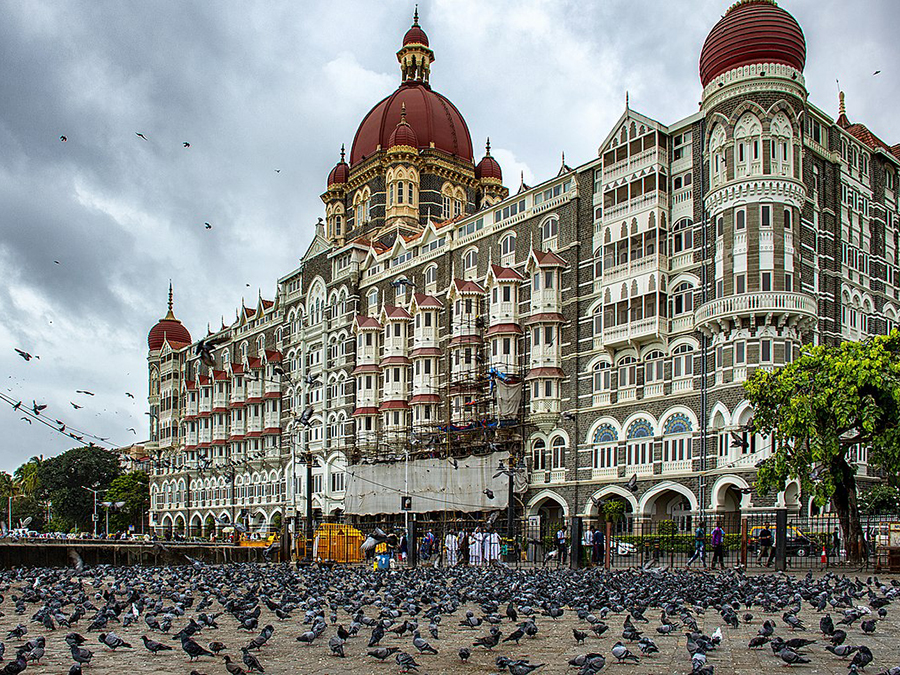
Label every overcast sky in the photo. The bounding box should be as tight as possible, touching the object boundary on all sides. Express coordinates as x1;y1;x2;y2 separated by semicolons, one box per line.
1;0;898;473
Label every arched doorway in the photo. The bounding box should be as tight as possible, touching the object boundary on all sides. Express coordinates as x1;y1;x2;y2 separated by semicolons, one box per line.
639;482;698;532
189;514;202;539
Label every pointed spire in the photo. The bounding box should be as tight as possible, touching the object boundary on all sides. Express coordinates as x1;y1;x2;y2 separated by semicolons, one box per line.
561;151;565;166
400;102;408;124
163;280;176;320
839;91;846;117
837;90;850;127
625;91;630;109
413;5;419;26
485;137;492;156
340;143;346;163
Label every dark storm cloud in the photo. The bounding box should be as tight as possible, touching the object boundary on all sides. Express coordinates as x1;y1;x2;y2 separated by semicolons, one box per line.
1;0;898;471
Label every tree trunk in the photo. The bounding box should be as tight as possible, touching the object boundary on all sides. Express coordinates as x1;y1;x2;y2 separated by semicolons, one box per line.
830;454;865;563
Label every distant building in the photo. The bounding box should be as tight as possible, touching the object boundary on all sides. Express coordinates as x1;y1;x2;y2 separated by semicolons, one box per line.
146;1;898;538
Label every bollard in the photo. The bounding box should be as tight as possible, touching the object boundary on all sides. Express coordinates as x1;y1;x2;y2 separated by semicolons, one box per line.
604;521;612;570
570;517;582;570
774;508;788;572
408;520;418;569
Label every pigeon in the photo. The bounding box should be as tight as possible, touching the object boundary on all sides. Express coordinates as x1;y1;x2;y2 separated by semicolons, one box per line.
14;349;35;361
184;142;191;147
458;647;470;662
327;635;345;658
60;135;67;142
99;632;131;649
241;646;264;671
396;651;420;672
473;630;501;650
625;474;638;493
612;641;639;663
135;132;148;140
367;647;399;661
141;635;172;653
223;655;247;675
850;646;874;670
484;489;495;500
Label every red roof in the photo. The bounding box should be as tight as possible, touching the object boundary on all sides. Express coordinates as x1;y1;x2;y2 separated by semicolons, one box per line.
525;367;566;380
185;381;197;390
402;14;429;47
380;356;411;366
388;108;419;149
263;391;281;398
352;407;380;416
355;315;382;330
148;317;191;351
410;394;441;404
486;323;523;336
531;250;567;267
379;400;410;410
410;347;442;357
352;364;382;375
262;427;281;435
230;363;245;374
524;312;566;325
213;370;228;381
248;357;263;369
413;293;443;309
475;141;502;182
845;123;894;153
228;401;245;408
892;144;900;161
261;299;274;309
699;0;806;87
490;264;525;281
383;305;413;320
327;146;350;186
453;279;485;294
198;375;211;386
246;431;262;438
265;349;282;363
350;82;473;165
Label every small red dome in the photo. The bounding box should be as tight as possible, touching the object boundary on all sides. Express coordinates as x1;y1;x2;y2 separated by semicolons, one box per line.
388;104;419;149
403;9;429;46
699;0;805;87
327;145;349;186
350;82;473;165
148;317;191;351
475;139;502;181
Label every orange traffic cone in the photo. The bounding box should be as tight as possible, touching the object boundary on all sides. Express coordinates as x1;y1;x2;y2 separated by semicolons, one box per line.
821;544;827;564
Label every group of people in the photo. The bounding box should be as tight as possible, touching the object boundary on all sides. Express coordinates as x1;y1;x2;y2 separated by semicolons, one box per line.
685;521;730;569
393;526;504;565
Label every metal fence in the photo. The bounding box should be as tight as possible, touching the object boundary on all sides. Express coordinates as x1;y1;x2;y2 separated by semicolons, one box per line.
291;511;899;573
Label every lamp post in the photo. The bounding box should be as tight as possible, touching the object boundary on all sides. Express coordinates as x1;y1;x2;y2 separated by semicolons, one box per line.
7;494;22;533
82;486;105;538
100;501;126;537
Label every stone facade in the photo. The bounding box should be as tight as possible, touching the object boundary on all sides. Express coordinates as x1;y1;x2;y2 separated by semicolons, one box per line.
144;5;899;537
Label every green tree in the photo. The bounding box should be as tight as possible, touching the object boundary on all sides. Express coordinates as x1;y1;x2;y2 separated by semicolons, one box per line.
13;456;43;497
37;446;122;532
744;332;900;562
859;484;900;515
105;471;150;532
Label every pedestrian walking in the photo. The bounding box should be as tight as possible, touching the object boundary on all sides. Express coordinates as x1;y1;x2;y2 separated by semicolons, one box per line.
592;525;605;565
555;525;568;566
756;523;774;567
711;521;726;570
686;522;707;568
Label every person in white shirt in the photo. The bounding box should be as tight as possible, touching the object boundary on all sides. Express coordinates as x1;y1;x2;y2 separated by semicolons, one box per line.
555;525;568;565
444;530;459;566
470;526;484;566
483;527;501;563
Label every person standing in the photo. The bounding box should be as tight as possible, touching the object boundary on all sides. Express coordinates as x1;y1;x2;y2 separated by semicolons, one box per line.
459;529;469;566
484;527;501;563
555;525;568;566
592;525;605;565
583;526;594;566
444;530;459;566
710;521;726;570
757;524;774;567
470;526;484;566
399;532;409;563
686;521;706;569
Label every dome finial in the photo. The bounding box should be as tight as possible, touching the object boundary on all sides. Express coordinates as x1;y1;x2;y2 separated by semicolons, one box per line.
485;137;491;156
400;102;408;124
839;90;846;117
413;5;419;26
625;91;629;109
340;143;346;162
164;280;176;319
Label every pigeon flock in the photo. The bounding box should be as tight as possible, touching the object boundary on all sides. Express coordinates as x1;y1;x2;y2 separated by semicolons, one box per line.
0;563;894;674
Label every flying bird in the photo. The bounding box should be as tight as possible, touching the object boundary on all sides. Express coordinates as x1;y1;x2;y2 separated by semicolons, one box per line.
127;428;137;434
54;260;61;264
205;222;212;229
483;489;495;500
183;141;191;147
126;392;134;398
874;70;881;75
59;135;67;142
625;473;638;493
135;132;148;140
70;402;83;409
33;401;47;414
14;349;36;361
20;417;31;425
274;169;281;173
76;390;95;396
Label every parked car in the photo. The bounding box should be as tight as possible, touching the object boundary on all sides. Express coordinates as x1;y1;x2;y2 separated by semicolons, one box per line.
748;525;814;558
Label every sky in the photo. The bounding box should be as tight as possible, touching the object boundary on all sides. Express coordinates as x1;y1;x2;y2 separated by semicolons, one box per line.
1;0;898;473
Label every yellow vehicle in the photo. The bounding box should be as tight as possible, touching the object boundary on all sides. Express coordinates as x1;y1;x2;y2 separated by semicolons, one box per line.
239;532;278;547
748;525;814;558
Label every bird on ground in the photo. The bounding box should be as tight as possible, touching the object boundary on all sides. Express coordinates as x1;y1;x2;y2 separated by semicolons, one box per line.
826;644;859;658
396;651;420;672
207;641;226;655
99;632;131;649
611;641;639;663
141;635;173;653
327;635;345;658
367;647;399;661
458;647;470;662
241;646;264;671
70;644;93;666
223;656;247;675
850;646;874;670
473;630;501;650
181;636;213;661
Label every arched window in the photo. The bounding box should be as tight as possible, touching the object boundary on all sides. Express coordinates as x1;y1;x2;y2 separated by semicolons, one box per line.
625;418;653;467
367;288;378;310
672;344;694;379
532;439;547;471
734;113;762;177
617;356;637;387
541;216;559;242
670;282;694;316
662;412;693;464
593;361;611;392
770;112;793;176
463;248;477;272
672;218;693;254
643;349;665;383
551;437;566;469
501;233;516;258
591;423;618;471
424;264;437;288
709;124;727;186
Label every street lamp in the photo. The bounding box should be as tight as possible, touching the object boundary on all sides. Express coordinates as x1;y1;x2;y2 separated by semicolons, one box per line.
100;501;126;537
82;486;105;538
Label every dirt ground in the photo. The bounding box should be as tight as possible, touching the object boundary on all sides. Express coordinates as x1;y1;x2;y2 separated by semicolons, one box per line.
0;564;897;675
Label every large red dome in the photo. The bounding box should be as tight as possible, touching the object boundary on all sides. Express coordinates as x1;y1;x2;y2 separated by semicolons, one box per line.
349;82;474;165
699;0;805;87
148;317;191;351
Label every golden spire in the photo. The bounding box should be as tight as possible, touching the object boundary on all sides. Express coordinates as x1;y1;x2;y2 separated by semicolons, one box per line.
839;90;846;117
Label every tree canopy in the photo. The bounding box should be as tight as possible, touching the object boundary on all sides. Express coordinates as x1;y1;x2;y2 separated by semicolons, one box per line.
105;471;150;532
744;331;900;561
37;446;122;532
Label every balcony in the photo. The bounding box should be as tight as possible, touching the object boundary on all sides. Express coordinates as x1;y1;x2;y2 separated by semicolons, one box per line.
618;387;637;402
694;292;818;333
629;462;654;477
672;377;693;393
592;392;611;408
529;470;548;485
602;253;668;286
530;289;560;314
550;469;566;483
662;459;692;474
669;315;693;334
643;382;664;399
489;301;518;324
591;466;618;480
601;315;667;348
530;398;560;416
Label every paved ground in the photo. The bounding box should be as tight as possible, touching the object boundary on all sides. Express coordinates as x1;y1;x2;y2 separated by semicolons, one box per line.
0;564;896;674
